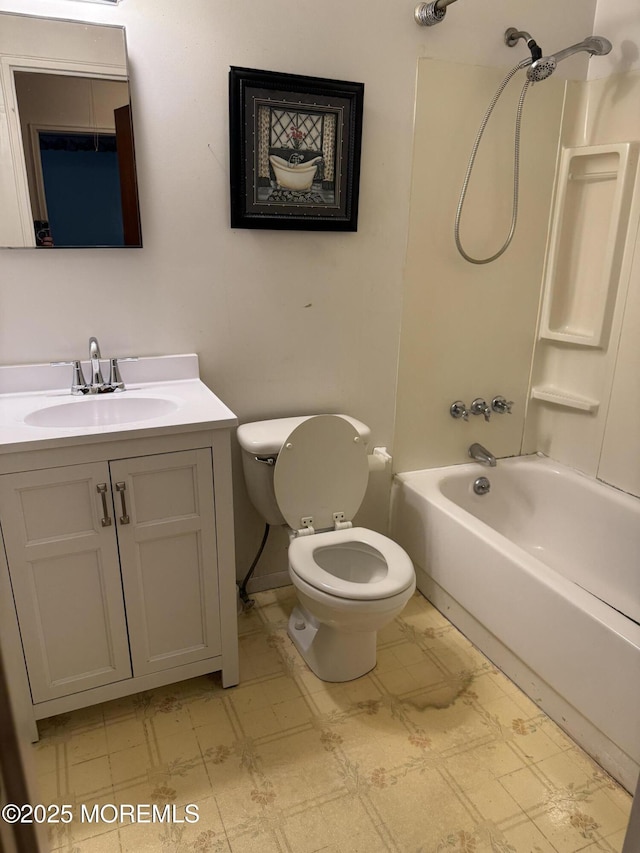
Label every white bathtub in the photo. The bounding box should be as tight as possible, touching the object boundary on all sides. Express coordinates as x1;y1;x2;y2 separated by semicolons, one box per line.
390;453;640;791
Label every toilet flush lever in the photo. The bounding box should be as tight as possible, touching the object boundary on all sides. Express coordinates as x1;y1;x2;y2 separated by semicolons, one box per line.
255;456;276;466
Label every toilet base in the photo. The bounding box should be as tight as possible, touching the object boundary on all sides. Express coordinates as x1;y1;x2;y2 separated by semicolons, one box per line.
287;605;377;682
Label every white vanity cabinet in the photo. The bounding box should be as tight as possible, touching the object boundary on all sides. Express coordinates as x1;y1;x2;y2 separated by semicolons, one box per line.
0;460;131;702
110;450;221;679
0;356;239;740
0;449;221;704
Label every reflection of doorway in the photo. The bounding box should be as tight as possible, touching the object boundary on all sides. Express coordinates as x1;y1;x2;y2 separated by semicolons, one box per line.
13;71;142;248
37;130;124;247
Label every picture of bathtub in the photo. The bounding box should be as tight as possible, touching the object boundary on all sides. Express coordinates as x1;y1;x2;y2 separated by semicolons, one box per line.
269;155;323;192
229;67;363;230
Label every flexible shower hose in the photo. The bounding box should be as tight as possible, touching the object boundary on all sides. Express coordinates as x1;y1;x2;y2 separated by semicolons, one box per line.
454;59;533;265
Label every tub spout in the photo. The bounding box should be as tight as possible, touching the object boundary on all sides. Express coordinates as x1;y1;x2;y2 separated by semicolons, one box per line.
468;443;496;467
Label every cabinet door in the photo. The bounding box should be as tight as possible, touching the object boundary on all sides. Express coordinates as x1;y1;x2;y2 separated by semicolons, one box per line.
110;449;221;676
0;463;131;703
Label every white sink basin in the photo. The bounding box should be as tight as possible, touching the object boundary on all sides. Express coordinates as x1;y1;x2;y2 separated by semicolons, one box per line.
24;396;179;428
0;355;238;451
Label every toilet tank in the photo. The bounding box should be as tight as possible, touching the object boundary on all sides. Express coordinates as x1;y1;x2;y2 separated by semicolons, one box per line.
237;415;371;526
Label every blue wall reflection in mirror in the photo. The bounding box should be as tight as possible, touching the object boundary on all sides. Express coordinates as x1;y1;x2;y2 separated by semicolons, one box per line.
38;132;124;247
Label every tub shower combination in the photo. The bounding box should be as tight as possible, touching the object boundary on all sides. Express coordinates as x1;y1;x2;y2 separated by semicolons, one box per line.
391;453;640;791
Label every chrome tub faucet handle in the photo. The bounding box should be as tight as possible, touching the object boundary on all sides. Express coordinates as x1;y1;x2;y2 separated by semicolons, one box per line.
492;395;514;414
450;401;469;420
470;398;492;421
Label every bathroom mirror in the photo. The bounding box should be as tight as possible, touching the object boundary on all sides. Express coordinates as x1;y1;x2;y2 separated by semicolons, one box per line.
0;12;142;248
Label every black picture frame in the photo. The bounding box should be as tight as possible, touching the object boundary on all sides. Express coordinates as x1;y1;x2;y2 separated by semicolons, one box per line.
229;67;364;231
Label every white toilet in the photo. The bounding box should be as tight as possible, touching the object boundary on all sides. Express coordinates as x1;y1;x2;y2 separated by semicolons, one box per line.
237;414;415;682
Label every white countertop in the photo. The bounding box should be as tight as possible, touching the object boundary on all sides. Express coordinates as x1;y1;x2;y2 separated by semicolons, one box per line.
0;354;237;454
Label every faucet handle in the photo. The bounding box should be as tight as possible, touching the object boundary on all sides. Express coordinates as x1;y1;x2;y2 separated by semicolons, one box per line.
470;398;491;422
450;400;469;420
51;360;88;395
491;396;514;414
108;357;138;392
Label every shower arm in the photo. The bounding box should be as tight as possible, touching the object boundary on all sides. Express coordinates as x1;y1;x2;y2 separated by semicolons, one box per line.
504;28;543;61
415;0;459;27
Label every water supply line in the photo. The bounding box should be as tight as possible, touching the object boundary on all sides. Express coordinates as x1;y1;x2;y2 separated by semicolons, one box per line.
415;0;459;27
237;522;270;610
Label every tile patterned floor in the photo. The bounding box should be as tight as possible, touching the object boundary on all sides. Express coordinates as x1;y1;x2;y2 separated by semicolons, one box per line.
33;587;632;852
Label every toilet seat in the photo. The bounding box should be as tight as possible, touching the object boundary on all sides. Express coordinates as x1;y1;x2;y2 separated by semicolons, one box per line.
274;415;369;533
289;527;415;601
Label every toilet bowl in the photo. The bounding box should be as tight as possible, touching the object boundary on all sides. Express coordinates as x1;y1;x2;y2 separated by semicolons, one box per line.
237;414;416;681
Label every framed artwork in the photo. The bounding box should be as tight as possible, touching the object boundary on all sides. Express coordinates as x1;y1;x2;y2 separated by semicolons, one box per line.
229;67;364;231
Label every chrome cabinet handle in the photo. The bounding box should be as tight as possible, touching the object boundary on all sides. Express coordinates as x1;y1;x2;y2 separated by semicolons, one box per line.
115;482;130;524
96;483;112;527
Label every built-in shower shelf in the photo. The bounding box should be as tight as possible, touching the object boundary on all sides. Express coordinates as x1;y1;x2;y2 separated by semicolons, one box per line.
531;385;600;413
568;170;617;183
539;142;639;349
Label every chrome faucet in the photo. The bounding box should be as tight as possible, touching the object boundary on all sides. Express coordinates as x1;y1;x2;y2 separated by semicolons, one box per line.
468;442;496;467
88;336;105;393
52;338;137;395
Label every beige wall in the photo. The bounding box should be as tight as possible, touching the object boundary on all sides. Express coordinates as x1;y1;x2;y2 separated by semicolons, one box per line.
0;0;421;585
0;0;599;588
592;0;640;79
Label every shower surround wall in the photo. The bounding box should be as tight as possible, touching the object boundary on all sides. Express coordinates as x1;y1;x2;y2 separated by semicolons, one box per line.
523;69;640;499
394;59;566;473
397;42;640;503
523;0;640;496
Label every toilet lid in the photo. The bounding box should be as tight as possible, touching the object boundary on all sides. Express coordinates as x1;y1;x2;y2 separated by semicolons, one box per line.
274;415;369;532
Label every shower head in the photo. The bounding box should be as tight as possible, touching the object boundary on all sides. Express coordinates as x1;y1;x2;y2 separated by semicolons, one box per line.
526;35;612;82
526;57;558;82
